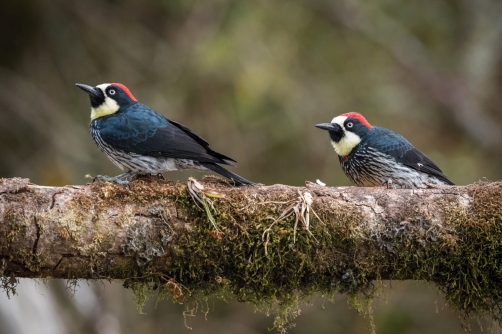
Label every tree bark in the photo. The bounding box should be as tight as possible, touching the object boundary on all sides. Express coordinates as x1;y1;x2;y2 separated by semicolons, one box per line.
0;176;501;319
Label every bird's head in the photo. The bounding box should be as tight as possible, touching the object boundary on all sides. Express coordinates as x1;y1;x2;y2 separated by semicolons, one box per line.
316;112;372;157
76;83;137;120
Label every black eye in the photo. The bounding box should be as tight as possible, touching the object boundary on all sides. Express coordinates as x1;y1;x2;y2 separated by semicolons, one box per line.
109;89;116;95
346;122;353;128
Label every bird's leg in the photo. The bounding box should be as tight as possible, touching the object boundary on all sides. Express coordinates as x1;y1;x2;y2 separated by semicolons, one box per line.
155;173;166;180
94;170;138;186
382;178;394;189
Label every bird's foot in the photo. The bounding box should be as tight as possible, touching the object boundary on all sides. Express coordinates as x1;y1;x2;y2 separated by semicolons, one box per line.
382;179;396;189
94;174;131;186
93;171;137;187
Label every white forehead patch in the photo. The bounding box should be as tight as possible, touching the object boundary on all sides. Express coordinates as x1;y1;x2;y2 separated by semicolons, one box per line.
96;83;111;93
331;115;347;126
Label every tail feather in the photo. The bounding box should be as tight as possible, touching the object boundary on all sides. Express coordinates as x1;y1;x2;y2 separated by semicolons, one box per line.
200;162;256;186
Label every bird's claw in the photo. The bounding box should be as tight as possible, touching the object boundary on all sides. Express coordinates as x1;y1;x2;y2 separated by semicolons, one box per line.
382;179;394;189
93;173;135;188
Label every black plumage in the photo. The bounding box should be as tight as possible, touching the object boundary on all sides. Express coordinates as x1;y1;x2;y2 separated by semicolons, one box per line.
364;127;454;185
96;105;235;165
316;113;454;188
77;83;254;186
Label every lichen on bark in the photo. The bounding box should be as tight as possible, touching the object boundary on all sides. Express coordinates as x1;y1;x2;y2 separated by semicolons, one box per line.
0;177;501;331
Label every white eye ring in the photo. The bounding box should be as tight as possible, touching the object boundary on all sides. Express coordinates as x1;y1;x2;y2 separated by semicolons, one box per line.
109;89;116;95
346;122;353;128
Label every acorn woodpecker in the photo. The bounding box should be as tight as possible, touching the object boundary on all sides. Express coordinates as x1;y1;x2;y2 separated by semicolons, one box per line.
315;112;454;188
76;82;255;186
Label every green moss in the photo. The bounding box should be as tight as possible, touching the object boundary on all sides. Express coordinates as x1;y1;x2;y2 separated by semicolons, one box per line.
35;178;502;332
103;178;378;331
108;258;138;278
429;183;502;324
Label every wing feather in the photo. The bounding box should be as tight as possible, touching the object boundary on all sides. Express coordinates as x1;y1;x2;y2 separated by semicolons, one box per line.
96;104;235;165
367;127;454;185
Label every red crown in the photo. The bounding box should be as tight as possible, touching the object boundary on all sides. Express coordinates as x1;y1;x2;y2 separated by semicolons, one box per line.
111;83;137;102
341;112;372;128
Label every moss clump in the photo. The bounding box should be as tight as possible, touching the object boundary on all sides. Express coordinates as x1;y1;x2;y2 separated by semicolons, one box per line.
113;179;379;331
56;177;502;332
429;183;502;324
355;181;502;327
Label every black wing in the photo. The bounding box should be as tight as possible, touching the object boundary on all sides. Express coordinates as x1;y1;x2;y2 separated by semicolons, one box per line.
97;105;236;165
395;146;454;185
368;127;454;185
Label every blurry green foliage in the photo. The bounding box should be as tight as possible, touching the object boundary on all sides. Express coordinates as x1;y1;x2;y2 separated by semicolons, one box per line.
0;0;501;332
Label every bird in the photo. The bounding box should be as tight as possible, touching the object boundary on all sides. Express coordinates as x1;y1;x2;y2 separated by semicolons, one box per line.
315;112;454;189
76;82;255;186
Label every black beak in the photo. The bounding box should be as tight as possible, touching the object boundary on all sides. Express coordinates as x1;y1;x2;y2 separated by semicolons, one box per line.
315;123;338;131
75;83;100;98
76;83;105;108
316;122;344;142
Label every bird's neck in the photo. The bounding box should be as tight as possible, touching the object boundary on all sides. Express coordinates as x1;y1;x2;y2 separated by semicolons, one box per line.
90;97;122;120
330;131;362;157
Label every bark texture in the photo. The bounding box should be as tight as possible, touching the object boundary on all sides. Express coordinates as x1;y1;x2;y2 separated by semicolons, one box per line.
0;176;501;321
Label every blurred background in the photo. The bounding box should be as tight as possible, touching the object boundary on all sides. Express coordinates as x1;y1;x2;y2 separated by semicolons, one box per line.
1;0;501;333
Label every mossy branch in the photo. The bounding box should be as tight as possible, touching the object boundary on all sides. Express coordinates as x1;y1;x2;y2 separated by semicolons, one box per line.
1;176;502;326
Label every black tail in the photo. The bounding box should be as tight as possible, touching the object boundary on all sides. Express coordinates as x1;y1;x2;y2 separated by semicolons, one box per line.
200;162;256;186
